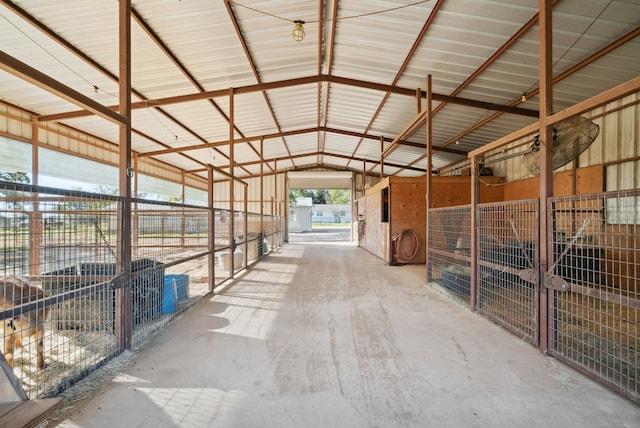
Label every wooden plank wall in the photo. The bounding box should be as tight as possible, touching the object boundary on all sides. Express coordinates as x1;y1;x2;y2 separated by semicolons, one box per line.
503;164;604;200
361;185;386;261
358;175;505;264
390;178;426;264
431;176;505;208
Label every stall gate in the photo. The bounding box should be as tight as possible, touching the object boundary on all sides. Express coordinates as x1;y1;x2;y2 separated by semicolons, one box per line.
428;205;472;304
429;192;639;403
476;200;539;344
548;191;639;403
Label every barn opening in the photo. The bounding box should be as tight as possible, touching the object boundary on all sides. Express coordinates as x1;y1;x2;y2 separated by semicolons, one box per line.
287;171;353;242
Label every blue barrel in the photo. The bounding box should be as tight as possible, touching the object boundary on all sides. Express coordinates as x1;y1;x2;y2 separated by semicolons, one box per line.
162;277;177;315
165;274;189;301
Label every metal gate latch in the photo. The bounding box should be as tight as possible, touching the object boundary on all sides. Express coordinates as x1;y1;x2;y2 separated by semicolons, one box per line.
518;268;537;285
110;273;128;289
544;274;570;291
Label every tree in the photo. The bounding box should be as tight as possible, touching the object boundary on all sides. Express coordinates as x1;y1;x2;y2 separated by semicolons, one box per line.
94;185;118;195
0;171;30;184
327;189;350;205
312;189;329;204
289;189;351;205
0;171;31;212
289;189;314;205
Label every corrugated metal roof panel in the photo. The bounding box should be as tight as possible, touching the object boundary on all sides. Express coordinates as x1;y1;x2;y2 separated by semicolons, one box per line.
0;0;637;183
265;83;320;131
325;84;389;132
231;0;319;83
283;133;318;157
261;136;295;160
331;0;434;83
370;93;425;140
133;1;259;89
323;133;364;157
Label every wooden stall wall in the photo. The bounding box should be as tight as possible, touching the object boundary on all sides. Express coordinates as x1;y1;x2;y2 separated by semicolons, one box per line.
358;175;505;264
390;178;426;264
361;180;387;261
606;223;640;294
503;165;605;200
431;176;505;208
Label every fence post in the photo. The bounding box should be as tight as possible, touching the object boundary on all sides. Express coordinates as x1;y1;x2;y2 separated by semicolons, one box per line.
117;0;133;351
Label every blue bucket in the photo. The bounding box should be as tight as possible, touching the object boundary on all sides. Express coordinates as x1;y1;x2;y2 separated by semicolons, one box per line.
162;277;178;315
165;274;189;301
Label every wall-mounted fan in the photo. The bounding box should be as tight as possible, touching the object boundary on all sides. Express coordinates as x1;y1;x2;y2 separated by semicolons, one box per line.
522;116;600;175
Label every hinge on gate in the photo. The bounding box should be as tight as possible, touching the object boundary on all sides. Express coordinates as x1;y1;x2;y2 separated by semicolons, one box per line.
543;273;570;292
110;273;128;289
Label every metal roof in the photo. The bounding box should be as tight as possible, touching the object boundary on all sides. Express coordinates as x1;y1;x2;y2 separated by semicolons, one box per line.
1;0;639;181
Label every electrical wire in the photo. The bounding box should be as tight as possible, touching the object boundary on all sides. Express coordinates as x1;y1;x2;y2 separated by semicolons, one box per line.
394;228;419;263
519;0;614;102
227;0;431;23
0;11;113;97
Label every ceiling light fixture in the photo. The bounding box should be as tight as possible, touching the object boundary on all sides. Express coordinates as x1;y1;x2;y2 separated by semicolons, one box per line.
292;20;305;42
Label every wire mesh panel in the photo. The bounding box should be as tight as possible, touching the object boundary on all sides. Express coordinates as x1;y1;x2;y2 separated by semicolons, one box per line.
549;191;639;403
213;208;232;285
234;210;246;274
1;182;120;398
477;200;538;343
1;180;283;399
213;209;245;281
246;212;265;266
428;206;471;303
129;199;211;345
259;214;274;255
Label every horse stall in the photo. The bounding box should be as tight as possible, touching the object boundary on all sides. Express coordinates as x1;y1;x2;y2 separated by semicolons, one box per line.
357;175;504;265
430;155;639;403
0;184;213;400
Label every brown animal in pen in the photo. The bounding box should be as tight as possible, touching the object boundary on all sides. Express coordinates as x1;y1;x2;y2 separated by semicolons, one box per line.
1;277;49;369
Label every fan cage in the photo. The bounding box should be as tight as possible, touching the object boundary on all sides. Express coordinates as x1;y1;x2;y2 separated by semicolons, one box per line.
522;116;600;175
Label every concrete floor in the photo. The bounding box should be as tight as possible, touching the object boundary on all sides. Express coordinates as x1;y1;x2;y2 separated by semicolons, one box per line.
52;228;639;427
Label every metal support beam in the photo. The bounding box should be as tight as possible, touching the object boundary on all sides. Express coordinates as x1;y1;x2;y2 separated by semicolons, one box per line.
425;75;433;280
29;118;41;277
208;164;215;293
538;0;553;354
0;50;126;126
116;0;133;351
260;137;264;241
229;88;235;275
470;155;479;312
38;73;539;123
380;135;385;178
